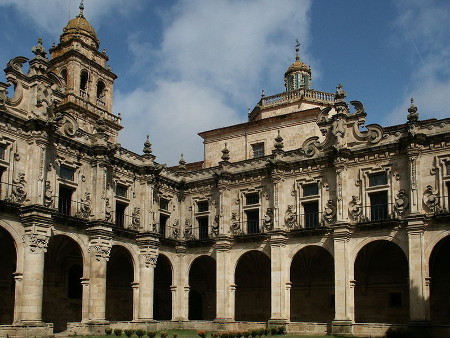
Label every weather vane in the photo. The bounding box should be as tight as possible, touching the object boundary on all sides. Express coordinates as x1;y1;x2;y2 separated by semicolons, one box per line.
295;38;300;48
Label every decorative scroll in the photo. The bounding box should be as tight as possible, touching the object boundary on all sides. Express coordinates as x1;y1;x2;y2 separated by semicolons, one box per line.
8;173;27;204
394;189;409;218
423;185;441;214
231;213;242;235
130;207;141;230
263;208;274;231
75;192;92;219
349;196;363;222
323;199;335;225
284;205;297;229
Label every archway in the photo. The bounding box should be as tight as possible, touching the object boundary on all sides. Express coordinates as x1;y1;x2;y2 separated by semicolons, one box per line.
429;235;450;324
290;246;334;322
188;255;216;320
354;240;409;323
106;246;134;321
42;235;83;332
0;227;16;324
235;250;271;321
154;254;172;320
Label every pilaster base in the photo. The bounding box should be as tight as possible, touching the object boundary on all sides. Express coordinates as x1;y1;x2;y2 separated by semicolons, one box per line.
268;319;288;325
213;318;234;323
331;320;353;336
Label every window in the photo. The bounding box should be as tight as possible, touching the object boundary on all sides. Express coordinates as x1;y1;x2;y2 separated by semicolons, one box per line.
115;202;127;228
303;183;319;196
389;292;402;308
245;209;259;234
197;201;209;213
60;166;75;181
447;162;450;176
61;69;67;85
369;191;388;221
116;184;127;198
446;182;450;211
96;81;106;99
245;193;259;205
251;143;264;158
159;214;169;238
58;185;74;215
303;201;319;228
197;216;209;240
0;145;5;160
369;172;387;187
160;198;169;211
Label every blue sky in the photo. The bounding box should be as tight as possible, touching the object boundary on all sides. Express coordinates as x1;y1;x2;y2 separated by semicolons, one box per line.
0;0;449;165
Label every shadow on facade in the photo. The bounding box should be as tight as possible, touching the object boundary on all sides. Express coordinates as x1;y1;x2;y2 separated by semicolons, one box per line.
290;245;335;322
105;245;133;321
235;250;271;322
42;235;83;333
0;227;16;325
188;255;216;320
154;254;172;320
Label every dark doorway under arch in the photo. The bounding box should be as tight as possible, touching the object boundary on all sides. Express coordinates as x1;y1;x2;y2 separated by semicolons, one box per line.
0;227;16;324
354;240;409;324
154;254;172;320
290;245;334;322
42;235;83;332
430;236;450;324
106;246;134;321
188;255;216;320
235;250;271;321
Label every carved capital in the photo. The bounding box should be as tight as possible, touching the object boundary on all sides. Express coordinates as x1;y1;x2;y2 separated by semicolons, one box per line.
87;226;113;261
23;232;50;253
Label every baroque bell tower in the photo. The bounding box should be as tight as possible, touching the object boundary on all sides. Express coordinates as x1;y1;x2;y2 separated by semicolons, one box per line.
47;1;121;141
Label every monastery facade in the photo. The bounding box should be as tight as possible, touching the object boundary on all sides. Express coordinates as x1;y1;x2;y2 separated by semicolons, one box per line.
0;5;449;337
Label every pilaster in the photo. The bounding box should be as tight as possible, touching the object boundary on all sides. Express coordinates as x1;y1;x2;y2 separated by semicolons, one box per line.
86;225;113;323
136;234;160;322
214;236;234;322
173;244;188;321
406;215;429;323
19;206;52;324
268;230;289;323
331;223;354;336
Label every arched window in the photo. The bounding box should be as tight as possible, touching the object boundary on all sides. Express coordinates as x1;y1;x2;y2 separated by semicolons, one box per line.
96;80;106;102
61;69;67;86
80;71;88;92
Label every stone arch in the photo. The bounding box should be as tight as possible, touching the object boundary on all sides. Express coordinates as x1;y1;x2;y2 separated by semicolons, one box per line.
287;241;334;262
154;253;172;320
235;250;271;321
231;247;270;274
351;235;408;262
42;234;84;332
425;230;450;264
354;240;409;324
105;245;134;321
188;255;216;320
0;226;18;324
80;69;89;92
290;245;334;322
52;230;89;278
0;220;24;272
429;234;450;324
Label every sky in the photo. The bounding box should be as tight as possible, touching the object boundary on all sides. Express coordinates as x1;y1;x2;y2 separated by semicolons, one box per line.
0;0;450;165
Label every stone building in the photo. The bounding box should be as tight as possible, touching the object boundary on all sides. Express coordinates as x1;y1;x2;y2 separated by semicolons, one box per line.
0;5;450;338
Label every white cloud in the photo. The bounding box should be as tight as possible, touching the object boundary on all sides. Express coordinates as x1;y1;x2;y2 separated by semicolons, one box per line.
0;0;140;35
117;0;312;165
386;0;450;124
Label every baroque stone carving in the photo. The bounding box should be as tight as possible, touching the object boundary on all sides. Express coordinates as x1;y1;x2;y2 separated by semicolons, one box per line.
211;215;219;237
23;233;50;253
323;200;335;225
349;196;363;222
44;180;54;207
423;185;441;214
75;192;92;219
231;213;242;235
104;198;112;222
89;239;112;261
184;219;195;240
263;208;274;231
141;247;159;268
284;205;297;229
8;173;27;204
130;207;140;230
394;189;409;217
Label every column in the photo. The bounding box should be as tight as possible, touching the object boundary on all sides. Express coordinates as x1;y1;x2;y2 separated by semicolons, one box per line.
19;209;52;324
81;278;90;322
269;231;289;323
406;217;429;323
13;273;23;324
137;236;159;321
172;244;188;321
331;224;354;336
87;225;113;322
132;282;140;321
214;236;233;322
